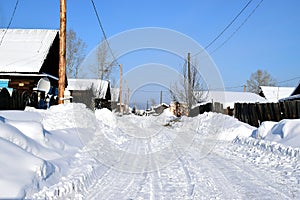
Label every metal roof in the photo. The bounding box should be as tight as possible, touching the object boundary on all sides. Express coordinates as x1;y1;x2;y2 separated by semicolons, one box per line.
0;29;58;73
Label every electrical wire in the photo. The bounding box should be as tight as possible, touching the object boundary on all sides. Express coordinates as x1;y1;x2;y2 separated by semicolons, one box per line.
192;0;253;57
0;0;19;46
210;0;264;54
276;76;300;85
90;0;119;65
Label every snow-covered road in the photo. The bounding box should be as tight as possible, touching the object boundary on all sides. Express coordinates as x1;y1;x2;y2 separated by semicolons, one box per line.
1;104;299;199
32;107;300;199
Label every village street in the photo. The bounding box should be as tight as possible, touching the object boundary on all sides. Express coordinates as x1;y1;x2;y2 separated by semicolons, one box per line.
30;106;300;199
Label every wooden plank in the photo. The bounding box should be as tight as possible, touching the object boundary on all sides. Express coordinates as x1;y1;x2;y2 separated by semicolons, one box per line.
296;101;300;118
290;101;297;119
279;101;286;119
272;103;281;121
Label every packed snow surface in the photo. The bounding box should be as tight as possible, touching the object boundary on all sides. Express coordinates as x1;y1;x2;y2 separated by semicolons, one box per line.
0;103;299;199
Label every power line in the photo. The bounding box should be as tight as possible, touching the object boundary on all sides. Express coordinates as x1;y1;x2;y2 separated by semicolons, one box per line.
192;0;253;57
209;85;245;91
137;90;169;93
276;76;300;85
90;0;119;65
210;0;264;54
0;0;19;46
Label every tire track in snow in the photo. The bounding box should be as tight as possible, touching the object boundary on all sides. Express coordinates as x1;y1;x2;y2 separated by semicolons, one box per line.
216;141;300;198
85;134;140;199
162;129;195;198
211;152;292;199
85;117;159;199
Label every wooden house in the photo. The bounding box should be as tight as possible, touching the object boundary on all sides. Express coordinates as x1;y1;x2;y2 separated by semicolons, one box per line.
279;82;300;101
153;103;169;115
189;91;268;117
0;29;62;109
259;86;294;102
65;79;111;110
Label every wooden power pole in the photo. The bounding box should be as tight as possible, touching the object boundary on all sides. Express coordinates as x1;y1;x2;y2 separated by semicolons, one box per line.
187;52;192;109
160;90;162;104
58;0;67;104
119;64;123;114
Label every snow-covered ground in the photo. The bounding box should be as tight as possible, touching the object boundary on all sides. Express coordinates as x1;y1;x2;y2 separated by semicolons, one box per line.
0;103;299;199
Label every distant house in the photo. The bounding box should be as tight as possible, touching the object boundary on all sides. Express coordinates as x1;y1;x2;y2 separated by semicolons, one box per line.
0;29;62;109
65;79;111;110
259;86;294;102
291;82;300;96
153;103;169;115
169;101;188;117
189;91;268;117
202;91;268;109
279;82;300;102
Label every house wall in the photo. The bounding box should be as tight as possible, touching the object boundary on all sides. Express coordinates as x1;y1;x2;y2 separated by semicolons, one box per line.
39;33;61;87
71;90;94;109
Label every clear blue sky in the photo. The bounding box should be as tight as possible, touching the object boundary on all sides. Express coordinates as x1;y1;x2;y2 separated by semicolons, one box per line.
1;0;300;105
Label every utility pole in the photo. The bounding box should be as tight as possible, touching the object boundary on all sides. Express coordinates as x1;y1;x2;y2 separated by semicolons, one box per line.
187;52;192;110
119;64;123;114
127;80;130;114
160;90;162;104
124;80;127;114
58;0;67;104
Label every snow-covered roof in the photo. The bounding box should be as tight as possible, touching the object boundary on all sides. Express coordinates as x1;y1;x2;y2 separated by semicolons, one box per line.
0;29;59;73
290;82;300;96
153;103;169;109
260;86;294;102
66;79;109;99
202;91;268;109
279;94;300;102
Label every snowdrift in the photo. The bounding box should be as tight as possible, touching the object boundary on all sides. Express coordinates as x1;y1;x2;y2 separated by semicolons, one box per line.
0;103;95;199
0;111;54;198
252;119;300;148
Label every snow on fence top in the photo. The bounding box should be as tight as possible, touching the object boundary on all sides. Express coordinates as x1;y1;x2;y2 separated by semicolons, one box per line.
0;29;58;73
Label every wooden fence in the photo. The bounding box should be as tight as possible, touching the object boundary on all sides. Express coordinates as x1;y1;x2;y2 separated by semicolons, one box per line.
189;102;233;117
234;101;300;127
0;88;38;110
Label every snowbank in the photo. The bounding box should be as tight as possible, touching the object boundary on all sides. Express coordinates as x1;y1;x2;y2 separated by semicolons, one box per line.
252;119;300;148
95;108;117;128
189;112;255;141
0;103;97;199
0;112;54;199
0;138;54;198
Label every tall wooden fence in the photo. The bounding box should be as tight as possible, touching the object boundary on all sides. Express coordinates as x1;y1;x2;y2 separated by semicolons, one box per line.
234;101;300;127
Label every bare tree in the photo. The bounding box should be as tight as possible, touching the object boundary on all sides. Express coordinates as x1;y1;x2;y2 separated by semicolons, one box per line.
170;57;206;111
246;69;276;94
89;39;116;80
66;29;87;78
